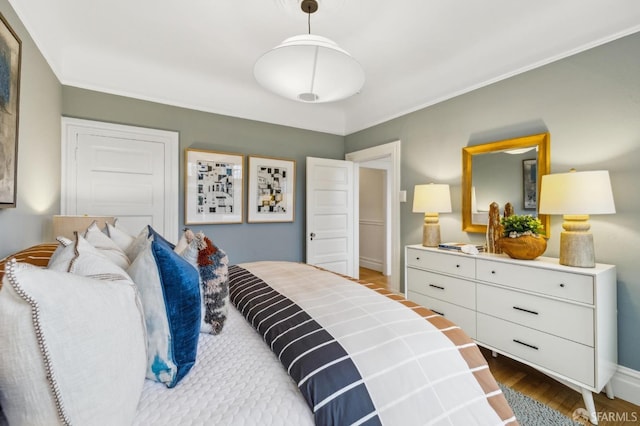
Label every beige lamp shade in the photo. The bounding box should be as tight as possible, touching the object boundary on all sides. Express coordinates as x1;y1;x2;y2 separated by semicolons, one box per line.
53;215;116;240
412;184;452;214
538;170;615;267
539;170;615;215
412;184;451;247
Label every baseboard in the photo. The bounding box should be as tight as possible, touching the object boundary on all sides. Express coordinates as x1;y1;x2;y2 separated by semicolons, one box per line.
359;257;383;272
611;365;640;406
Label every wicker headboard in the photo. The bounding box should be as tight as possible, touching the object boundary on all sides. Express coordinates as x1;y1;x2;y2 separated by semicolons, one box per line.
0;243;59;289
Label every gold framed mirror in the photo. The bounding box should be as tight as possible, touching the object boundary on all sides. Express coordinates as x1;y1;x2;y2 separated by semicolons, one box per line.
462;132;550;234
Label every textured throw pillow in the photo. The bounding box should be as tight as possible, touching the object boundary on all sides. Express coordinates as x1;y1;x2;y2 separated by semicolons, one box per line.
127;235;201;387
83;221;130;269
197;236;230;335
174;229;229;334
0;260;147;426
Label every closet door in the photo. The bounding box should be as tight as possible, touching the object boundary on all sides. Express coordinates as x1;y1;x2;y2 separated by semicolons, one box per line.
61;118;179;242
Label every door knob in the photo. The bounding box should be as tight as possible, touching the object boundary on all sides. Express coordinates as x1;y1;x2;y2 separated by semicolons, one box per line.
310;232;316;240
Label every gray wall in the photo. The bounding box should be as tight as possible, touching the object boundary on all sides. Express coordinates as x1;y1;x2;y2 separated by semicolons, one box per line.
345;33;640;371
0;0;61;256
61;87;345;264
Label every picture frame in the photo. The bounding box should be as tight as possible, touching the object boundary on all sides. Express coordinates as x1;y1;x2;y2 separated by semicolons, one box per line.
0;13;21;208
185;148;244;224
247;156;295;223
522;158;537;210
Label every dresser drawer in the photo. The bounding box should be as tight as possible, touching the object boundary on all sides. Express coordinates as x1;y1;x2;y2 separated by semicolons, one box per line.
407;268;475;309
407;291;476;338
477;314;594;387
406;248;475;279
476;284;594;346
476;259;594;304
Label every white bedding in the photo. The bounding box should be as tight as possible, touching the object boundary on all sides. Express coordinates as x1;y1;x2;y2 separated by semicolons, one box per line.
133;305;314;425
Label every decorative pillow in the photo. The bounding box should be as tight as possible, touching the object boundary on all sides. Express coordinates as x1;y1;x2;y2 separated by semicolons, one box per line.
48;234;134;284
0;243;58;286
197;235;230;335
0;260;147;425
174;229;229;334
106;220;136;251
127;235;200;387
83;221;130;269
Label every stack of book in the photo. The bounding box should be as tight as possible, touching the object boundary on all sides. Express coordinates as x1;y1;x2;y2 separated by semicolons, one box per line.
437;242;485;252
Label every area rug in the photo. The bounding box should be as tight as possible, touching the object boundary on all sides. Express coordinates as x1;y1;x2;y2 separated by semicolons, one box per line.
499;383;583;426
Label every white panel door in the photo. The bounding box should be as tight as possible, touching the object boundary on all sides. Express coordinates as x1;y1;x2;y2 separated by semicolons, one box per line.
62;118;179;242
306;157;358;278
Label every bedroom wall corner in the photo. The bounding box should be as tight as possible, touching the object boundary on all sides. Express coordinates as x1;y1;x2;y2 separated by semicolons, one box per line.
0;0;62;259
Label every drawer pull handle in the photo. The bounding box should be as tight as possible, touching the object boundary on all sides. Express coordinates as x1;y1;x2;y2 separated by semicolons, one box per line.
430;309;445;316
559;283;565;288
491;270;496;274
455;264;460;268
429;284;445;290
513;339;539;351
513;306;539;315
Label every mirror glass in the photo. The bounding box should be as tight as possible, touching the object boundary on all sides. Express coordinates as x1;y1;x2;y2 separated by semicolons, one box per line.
462;133;550;234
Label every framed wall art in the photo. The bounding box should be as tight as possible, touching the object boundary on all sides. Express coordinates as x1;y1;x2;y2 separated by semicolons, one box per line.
247;156;295;223
0;13;21;208
522;158;537;210
185;148;244;224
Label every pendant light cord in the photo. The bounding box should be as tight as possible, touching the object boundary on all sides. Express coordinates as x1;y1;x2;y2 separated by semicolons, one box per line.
307;7;311;34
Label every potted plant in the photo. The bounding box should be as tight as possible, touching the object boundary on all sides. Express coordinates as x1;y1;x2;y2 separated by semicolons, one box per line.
496;214;547;260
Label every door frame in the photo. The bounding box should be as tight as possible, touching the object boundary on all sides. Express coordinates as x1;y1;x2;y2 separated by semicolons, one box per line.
346;140;401;292
60;117;180;241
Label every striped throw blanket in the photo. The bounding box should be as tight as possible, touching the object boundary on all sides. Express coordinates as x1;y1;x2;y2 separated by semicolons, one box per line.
229;261;516;426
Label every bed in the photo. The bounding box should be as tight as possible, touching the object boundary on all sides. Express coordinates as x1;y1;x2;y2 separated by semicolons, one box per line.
0;228;516;426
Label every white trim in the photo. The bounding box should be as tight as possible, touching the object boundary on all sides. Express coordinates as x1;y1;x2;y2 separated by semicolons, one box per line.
360;256;383;272
346;140;401;293
60;117;179;242
611;365;640;406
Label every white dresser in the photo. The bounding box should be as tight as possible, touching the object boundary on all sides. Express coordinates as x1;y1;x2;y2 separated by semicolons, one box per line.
405;244;617;424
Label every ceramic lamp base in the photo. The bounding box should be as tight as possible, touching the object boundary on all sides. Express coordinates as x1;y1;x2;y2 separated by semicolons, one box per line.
422;223;441;247
560;231;595;267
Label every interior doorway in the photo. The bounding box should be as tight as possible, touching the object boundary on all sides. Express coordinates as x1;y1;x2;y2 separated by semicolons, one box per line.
346;140;401;293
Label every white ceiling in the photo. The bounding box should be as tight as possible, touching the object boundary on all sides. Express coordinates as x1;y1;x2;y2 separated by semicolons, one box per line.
9;0;640;135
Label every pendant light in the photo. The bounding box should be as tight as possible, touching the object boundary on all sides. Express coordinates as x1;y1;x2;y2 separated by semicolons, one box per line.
254;0;365;103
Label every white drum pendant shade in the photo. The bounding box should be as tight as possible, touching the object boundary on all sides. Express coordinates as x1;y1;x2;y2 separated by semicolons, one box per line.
254;34;365;103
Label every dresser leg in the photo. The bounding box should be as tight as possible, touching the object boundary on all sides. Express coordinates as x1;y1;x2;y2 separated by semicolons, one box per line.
604;382;615;399
581;388;598;425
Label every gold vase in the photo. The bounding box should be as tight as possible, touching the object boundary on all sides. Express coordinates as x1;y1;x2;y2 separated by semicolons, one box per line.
496;235;547;260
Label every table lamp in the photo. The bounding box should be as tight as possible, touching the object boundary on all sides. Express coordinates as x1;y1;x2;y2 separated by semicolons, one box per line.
539;169;615;267
412;184;452;247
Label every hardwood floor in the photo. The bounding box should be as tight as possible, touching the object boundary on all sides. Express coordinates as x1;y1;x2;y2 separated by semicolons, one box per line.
359;267;390;288
359;267;640;425
481;347;639;425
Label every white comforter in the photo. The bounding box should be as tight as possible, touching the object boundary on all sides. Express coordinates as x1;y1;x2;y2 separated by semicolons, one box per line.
133;305;314;425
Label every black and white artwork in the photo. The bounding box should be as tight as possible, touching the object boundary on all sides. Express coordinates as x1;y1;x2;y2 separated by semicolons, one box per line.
185;149;243;224
248;156;295;223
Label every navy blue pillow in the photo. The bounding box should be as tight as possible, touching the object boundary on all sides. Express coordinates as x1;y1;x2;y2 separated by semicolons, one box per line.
127;235;201;388
147;225;176;250
150;239;201;386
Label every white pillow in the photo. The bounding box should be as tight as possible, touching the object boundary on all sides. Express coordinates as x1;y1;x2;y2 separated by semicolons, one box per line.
48;233;135;284
0;260;147;426
106;221;135;251
84;221;130;269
